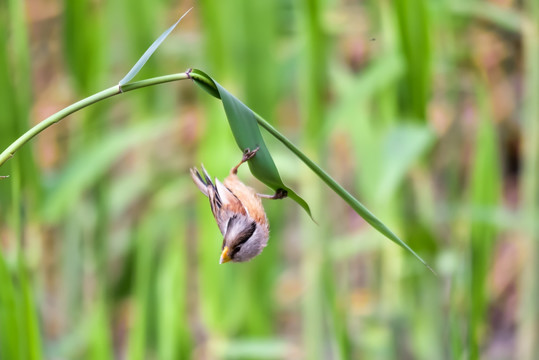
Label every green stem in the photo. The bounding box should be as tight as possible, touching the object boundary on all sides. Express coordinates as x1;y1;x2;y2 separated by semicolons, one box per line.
1;68;432;273
518;2;539;357
253;111;434;273
0;73;190;167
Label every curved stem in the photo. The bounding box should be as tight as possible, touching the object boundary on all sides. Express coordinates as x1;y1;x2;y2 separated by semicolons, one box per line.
0;72;190;167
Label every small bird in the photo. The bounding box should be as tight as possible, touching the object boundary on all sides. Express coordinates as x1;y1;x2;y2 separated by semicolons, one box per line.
190;147;287;264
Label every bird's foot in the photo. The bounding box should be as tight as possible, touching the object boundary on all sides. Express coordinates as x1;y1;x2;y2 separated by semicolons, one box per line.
241;146;260;162
258;188;288;200
232;146;260;174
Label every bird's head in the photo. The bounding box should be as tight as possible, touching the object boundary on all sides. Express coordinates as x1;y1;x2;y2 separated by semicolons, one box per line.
219;214;269;263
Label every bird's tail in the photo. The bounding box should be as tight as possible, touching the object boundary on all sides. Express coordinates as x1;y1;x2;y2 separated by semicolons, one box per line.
190;165;214;197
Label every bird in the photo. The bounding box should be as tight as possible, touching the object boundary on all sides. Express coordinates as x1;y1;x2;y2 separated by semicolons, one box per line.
190;147;287;264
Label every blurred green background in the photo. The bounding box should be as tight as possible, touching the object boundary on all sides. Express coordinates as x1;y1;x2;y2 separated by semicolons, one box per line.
1;0;538;359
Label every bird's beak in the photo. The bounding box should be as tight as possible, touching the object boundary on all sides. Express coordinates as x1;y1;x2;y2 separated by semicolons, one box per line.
219;246;231;264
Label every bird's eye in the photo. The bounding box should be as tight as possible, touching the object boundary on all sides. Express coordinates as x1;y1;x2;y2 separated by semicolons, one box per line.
231;244;242;256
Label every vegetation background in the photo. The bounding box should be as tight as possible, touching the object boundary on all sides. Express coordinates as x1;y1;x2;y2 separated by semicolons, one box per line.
1;0;538;359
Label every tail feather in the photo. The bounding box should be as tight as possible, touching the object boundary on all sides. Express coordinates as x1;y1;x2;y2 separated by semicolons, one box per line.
190;166;210;196
200;164;213;186
190;165;225;214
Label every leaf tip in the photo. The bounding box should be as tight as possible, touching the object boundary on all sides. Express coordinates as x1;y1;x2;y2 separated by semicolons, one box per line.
425;263;438;276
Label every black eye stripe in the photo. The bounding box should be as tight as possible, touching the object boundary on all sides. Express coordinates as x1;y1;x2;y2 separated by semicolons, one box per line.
230;221;256;256
239;222;256;244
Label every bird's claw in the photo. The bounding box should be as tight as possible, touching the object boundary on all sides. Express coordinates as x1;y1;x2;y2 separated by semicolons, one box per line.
242;146;260;162
274;189;288;199
258;188;288;200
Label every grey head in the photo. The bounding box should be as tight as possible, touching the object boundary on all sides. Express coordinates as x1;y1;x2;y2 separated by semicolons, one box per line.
221;213;269;263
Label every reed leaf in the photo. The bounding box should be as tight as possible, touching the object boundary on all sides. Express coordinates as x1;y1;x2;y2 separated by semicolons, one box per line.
190;68;313;219
190;69;432;271
118;7;192;87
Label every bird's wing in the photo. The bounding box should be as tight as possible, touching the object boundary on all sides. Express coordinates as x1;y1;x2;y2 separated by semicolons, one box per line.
212;178;248;235
190;165;247;236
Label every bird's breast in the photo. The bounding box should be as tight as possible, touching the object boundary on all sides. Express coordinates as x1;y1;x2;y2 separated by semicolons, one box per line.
223;175;268;226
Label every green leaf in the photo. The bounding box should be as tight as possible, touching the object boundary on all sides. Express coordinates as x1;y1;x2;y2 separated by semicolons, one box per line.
449;1;522;33
42;121;175;222
376;124;435;202
118;8;192;87
0;250;21;360
216;338;291;359
189;69;313;219
190;69;433;272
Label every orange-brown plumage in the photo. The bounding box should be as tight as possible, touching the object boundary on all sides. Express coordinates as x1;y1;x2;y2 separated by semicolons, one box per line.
223;173;268;226
190;147;285;263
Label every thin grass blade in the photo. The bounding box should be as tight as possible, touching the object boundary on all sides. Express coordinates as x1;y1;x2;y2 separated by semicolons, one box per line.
118;7;192;86
42;120;175;222
376;124;435;202
468;86;501;357
0;249;21;360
